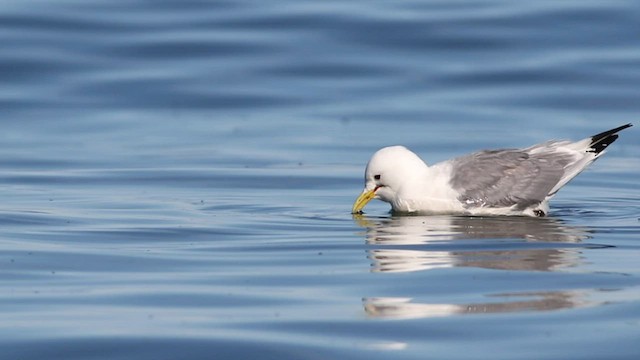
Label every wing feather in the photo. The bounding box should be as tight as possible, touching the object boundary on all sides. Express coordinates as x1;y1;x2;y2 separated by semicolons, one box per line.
449;144;575;210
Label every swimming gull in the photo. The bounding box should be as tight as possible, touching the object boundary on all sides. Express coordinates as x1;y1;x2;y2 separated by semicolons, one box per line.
352;124;632;217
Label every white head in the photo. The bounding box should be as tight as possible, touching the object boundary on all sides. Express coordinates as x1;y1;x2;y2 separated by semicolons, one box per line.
352;146;428;213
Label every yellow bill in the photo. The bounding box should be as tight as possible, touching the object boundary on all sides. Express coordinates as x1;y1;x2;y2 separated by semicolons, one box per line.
351;188;377;214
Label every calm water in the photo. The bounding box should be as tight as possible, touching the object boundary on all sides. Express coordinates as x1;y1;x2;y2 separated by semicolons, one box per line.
1;1;640;359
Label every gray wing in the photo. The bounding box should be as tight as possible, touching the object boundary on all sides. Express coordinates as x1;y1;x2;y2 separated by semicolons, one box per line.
449;146;575;210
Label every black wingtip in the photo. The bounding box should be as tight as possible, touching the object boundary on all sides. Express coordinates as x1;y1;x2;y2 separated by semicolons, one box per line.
589;123;632;154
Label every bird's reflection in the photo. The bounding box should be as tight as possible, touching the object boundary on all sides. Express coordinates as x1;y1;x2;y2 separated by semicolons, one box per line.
355;214;592;273
363;291;592;319
353;214;610;318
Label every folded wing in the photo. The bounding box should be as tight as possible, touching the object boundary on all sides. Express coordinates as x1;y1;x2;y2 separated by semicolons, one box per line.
448;123;632;210
449;146;575;210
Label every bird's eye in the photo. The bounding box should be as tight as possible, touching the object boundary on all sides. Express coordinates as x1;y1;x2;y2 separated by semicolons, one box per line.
374;174;381;180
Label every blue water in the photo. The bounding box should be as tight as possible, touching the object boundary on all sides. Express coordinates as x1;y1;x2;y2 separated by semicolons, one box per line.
1;1;640;359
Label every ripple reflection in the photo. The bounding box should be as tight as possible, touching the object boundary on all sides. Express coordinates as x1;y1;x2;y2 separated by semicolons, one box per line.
355;215;596;273
363;290;595;319
354;215;617;318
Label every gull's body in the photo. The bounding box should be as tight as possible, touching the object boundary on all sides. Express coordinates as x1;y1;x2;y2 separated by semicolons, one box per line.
353;124;632;217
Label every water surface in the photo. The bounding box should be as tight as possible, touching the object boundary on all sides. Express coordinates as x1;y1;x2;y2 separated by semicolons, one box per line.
1;1;640;359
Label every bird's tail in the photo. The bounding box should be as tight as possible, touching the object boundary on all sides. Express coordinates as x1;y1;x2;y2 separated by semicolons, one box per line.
588;123;633;154
547;123;632;197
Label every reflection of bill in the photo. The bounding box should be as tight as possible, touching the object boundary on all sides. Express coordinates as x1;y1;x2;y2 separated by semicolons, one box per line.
363;291;592;319
354;214;593;273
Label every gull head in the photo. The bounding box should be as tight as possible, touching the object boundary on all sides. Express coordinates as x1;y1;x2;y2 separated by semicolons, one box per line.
352;146;428;213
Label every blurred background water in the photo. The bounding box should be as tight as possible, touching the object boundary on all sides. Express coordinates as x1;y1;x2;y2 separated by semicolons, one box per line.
1;1;639;359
